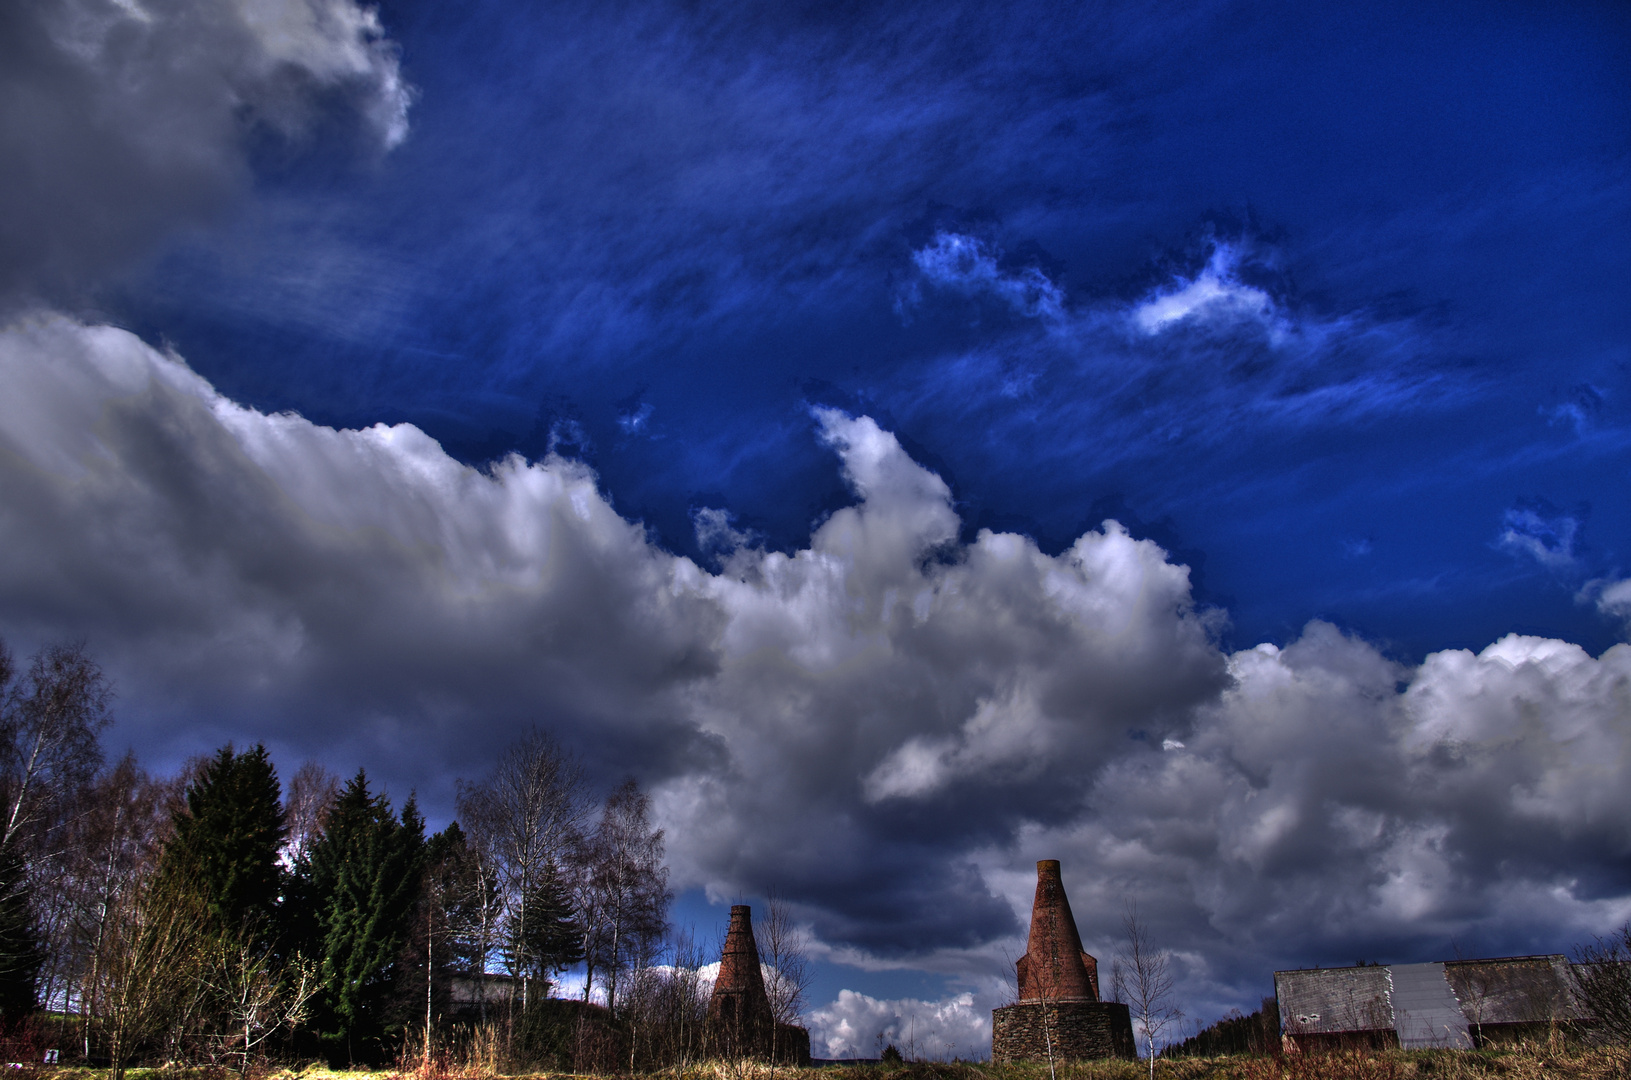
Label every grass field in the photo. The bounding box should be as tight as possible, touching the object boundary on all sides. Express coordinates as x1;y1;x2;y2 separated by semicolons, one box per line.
14;1044;1628;1080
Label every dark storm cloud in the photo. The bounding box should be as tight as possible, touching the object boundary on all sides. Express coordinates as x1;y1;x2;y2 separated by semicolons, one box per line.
2;318;1628;1037
0;0;409;305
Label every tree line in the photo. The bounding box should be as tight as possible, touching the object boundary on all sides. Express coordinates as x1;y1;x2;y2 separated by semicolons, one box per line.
0;639;711;1074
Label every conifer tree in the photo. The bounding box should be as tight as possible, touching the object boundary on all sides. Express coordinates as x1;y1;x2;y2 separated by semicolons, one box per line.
0;848;40;1023
516;859;582;991
303;772;424;1063
161;744;286;938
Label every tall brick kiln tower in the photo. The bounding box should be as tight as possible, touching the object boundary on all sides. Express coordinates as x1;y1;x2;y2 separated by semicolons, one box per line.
991;861;1136;1062
704;905;811;1064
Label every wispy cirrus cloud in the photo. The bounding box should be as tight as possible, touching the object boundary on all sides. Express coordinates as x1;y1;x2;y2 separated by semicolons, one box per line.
1498;502;1583;570
905;232;1065;321
1129;242;1282;337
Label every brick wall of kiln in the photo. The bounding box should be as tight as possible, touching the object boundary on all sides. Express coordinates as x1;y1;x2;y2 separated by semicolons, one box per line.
991;1001;1137;1062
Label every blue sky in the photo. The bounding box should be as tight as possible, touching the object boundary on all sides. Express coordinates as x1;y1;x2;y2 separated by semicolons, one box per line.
119;0;1631;659
3;0;1629;1056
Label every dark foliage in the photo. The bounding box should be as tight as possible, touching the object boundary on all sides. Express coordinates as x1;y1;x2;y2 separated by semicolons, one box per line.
160;744;286;939
1165;997;1281;1058
517;859;582;986
0;848;40;1023
390;821;491;1042
298;771;424;1065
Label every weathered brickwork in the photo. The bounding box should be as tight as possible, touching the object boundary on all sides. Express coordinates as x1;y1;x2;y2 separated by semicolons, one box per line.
992;1002;1137;1062
704;904;811;1063
995;860;1130;1061
1017;860;1099;1004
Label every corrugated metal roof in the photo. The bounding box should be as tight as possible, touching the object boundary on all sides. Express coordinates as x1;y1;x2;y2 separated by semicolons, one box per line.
1442;955;1585;1025
1389;963;1471;1049
1274;954;1586;1044
1275;966;1394;1035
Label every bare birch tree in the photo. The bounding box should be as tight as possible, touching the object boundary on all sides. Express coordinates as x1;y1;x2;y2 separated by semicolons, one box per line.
1113;905;1181;1080
205;939;319;1076
761;893;812;1028
59;757;173;1056
280;760;339;867
761;890;812;1066
0;642;111;859
576;779;670;1017
89;866;213;1080
0;642;113;1018
458;728;589;1010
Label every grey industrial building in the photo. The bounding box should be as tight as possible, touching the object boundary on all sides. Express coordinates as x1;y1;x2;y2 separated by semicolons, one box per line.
1274;955;1587;1052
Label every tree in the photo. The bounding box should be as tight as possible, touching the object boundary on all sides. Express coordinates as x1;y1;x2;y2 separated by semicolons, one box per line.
1113;905;1181;1080
458;728;589;1010
400;822;492;1069
0;642;111;859
205;939;319;1076
300;771;424;1064
0;848;41;1023
160;745;286;939
515;860;583;989
0;641;111;1023
618;927;712;1069
577;779;671;1016
761;891;811;1065
88;866;213;1080
51;755;173;1057
281;761;339;868
1573;923;1631;1048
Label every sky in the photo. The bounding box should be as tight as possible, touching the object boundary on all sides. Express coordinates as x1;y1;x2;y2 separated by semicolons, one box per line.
2;0;1630;1058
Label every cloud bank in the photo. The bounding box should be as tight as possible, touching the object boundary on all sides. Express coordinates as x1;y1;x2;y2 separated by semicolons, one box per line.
1;314;1629;1022
0;0;410;302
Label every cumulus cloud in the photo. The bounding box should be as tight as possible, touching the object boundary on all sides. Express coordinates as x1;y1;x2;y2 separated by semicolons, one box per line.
0;0;410;301
1580;575;1631;637
808;989;991;1061
1;314;1629;1025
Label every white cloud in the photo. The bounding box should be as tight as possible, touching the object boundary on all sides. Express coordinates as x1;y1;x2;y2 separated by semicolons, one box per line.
234;0;413;147
1130;243;1281;336
1579;574;1631;638
0;0;411;299
2;312;1630;1028
807;989;990;1061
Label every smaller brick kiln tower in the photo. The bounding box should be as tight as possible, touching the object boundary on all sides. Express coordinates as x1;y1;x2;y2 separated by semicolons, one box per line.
991;862;1136;1063
704;905;811;1064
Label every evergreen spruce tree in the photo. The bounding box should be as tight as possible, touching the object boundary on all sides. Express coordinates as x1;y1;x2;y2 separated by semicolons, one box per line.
517;860;582;991
0;848;40;1024
304;771;424;1064
161;744;286;938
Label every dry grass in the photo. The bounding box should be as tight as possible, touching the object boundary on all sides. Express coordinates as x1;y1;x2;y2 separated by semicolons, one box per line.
22;1044;1631;1080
